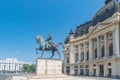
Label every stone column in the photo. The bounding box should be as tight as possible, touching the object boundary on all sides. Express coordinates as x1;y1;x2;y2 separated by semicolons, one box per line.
84;43;86;62
97;36;100;59
79;45;81;62
104;62;107;77
104;32;108;58
11;63;13;71
112;29;116;56
89;63;93;76
112;61;117;78
96;64;99;76
64;66;66;74
84;65;86;76
119;24;120;57
117;60;120;78
89;38;93;60
70;65;74;75
114;24;120;57
78;66;80;75
70;45;75;63
64;54;66;63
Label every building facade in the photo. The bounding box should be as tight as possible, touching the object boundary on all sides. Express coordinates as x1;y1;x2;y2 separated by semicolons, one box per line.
64;0;120;78
0;58;31;73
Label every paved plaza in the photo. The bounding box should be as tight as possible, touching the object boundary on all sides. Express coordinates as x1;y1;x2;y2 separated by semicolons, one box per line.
0;74;12;80
0;74;31;80
11;75;120;80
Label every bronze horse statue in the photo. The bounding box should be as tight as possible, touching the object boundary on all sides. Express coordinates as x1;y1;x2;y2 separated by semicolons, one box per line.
36;35;63;59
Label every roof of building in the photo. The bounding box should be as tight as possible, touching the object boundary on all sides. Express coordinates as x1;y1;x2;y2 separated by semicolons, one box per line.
64;0;120;44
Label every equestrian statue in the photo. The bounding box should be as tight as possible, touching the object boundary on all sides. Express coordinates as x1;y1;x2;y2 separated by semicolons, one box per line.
36;34;64;59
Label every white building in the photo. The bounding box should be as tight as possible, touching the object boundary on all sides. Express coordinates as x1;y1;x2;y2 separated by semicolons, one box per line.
64;0;120;79
0;58;31;73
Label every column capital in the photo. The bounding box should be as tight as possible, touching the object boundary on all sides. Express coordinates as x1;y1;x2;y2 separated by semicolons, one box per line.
89;38;93;42
104;32;107;38
103;31;107;35
111;29;115;32
94;35;98;38
96;36;100;39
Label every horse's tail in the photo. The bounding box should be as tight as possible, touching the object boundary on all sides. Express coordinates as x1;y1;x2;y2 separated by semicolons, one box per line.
57;43;64;48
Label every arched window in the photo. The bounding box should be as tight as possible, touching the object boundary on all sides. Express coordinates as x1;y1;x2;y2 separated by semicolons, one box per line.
66;57;69;63
75;53;79;62
87;51;89;61
95;48;97;59
81;52;84;61
101;46;105;57
109;44;113;56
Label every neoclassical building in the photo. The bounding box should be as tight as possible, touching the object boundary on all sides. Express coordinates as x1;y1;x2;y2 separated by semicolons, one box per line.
0;58;31;73
63;0;120;78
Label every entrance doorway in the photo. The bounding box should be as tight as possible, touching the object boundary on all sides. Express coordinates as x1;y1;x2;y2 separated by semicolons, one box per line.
66;67;70;75
80;69;84;76
93;69;96;76
74;66;78;76
108;69;112;77
99;65;104;77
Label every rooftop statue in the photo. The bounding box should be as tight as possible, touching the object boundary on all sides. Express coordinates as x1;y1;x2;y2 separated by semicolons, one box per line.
36;34;63;59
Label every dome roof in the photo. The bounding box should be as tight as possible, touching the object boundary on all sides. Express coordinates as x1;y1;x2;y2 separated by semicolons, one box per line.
92;0;120;26
64;29;74;44
64;0;120;44
74;21;92;37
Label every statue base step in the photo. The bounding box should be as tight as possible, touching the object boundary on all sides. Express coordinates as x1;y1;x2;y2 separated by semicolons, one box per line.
26;74;69;80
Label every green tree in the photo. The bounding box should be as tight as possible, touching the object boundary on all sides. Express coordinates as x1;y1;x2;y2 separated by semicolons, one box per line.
30;64;36;73
23;64;36;73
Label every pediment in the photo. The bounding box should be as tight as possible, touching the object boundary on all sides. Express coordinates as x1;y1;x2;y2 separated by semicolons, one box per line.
92;25;103;33
90;22;111;34
90;12;120;34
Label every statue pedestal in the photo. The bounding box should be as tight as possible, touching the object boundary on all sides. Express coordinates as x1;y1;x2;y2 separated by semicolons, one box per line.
36;58;62;75
26;58;69;80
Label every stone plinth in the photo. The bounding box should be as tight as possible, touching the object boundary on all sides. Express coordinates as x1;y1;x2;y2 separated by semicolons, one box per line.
36;58;62;75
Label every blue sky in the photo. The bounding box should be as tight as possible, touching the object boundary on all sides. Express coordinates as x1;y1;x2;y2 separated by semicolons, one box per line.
0;0;117;62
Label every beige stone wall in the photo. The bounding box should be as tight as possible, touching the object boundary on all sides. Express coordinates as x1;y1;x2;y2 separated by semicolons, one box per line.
36;59;62;75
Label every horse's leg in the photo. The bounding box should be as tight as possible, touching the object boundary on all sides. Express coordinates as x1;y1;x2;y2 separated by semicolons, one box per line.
36;48;39;54
50;51;54;59
57;50;61;59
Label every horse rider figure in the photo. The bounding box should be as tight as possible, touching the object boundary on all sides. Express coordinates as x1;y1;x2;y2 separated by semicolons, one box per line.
46;33;55;49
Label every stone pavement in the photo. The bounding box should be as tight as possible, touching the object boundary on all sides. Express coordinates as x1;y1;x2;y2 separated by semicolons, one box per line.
0;74;13;80
11;75;120;80
12;76;27;80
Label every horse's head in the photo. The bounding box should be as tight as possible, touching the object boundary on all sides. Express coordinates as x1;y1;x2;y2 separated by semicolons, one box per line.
36;35;44;43
36;35;40;43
